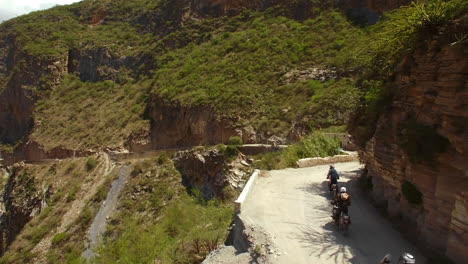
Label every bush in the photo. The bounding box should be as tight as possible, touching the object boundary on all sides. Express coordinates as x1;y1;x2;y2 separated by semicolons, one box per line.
399;118;450;162
227;136;243;146
85;157;98;171
401;181;423;205
66;185;79;202
157;152;171;165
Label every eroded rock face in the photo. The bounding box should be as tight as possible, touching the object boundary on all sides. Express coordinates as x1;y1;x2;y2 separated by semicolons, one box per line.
356;19;468;263
174;148;228;199
0;166;48;255
173;148;252;199
0;33;68;145
147;97;244;149
68;48;134;83
280;67;337;85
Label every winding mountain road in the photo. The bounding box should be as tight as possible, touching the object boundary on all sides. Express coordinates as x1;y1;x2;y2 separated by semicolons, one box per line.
242;162;426;264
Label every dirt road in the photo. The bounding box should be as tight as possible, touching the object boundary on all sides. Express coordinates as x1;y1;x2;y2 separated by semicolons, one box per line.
242;162;426;264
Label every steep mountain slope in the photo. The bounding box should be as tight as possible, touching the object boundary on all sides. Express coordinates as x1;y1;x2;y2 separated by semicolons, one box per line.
0;0;466;263
0;0;366;159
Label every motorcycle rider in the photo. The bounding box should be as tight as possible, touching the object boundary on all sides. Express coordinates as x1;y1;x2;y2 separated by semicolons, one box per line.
332;187;351;223
327;165;339;192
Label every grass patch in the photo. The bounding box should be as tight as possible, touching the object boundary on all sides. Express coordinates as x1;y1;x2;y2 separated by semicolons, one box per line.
93;155;233;263
31;74;150;150
51;232;70;247
95;193;233;263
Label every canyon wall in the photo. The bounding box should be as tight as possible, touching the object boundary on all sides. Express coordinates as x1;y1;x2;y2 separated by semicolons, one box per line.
358;19;468;263
147;97;251;149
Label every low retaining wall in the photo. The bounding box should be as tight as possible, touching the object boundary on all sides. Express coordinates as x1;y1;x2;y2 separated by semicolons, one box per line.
234;169;259;213
296;152;358;168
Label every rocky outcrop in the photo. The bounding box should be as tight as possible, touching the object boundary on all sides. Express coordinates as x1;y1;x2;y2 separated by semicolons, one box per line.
0;32;68;144
356;19;468;263
174;148;229;199
173;147;252;199
280;67;337;85
67;47;134;82
148;97;245;149
0;166;49;255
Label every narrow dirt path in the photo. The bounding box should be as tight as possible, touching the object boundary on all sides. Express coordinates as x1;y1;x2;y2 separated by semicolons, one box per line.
242;162;426;264
32;153;115;263
82;165;131;260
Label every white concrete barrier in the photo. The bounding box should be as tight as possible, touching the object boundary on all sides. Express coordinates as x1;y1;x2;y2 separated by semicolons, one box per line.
296;152;359;168
235;169;260;213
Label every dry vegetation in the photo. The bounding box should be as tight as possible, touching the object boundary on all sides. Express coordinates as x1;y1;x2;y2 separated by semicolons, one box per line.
0;156;116;264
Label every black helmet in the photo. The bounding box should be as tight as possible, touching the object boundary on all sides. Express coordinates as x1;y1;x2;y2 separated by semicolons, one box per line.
330;165;335;169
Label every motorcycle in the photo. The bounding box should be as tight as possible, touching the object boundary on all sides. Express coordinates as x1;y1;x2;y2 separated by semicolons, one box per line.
380;253;415;264
332;202;350;232
330;183;338;198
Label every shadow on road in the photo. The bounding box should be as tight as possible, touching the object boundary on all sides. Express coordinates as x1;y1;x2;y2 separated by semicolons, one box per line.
294;222;361;264
293;167;366;264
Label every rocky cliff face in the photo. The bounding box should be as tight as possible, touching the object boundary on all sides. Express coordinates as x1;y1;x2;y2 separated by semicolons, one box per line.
147;97;251;149
173;147;252;199
357;19;468;263
0;166;48;255
0;33;68;144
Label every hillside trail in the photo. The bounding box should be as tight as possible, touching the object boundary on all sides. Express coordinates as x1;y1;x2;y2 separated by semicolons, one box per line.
242;162;426;264
82;165;131;260
32;152;115;263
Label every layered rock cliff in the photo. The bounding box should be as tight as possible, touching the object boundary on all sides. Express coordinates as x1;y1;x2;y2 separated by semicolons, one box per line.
0;166;49;255
357;18;468;263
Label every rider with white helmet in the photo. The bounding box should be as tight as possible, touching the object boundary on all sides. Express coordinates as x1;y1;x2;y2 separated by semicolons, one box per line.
332;185;351;223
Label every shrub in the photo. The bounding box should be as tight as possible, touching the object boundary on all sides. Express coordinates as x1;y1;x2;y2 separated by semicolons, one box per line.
399;118;450;162
85;157;98;171
155;152;171;165
401;181;423;205
227;136;243;146
66;185;79;202
224;145;239;158
51;232;69;246
253;133;341;170
77;207;93;230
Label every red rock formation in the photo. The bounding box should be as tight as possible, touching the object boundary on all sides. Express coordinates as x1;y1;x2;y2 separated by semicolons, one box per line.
358;18;468;263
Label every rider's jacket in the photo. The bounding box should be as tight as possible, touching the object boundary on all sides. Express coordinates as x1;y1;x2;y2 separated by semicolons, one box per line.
334;192;351;208
327;168;339;180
